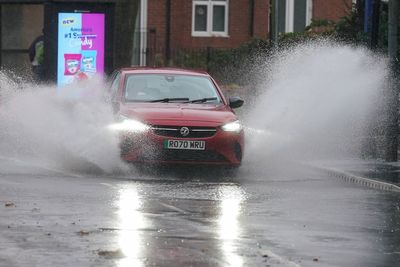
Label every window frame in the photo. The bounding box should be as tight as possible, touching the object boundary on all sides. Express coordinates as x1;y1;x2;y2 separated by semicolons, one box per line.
282;0;312;33
192;0;229;37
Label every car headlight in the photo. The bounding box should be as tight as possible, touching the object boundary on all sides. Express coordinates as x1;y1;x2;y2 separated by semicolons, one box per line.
221;120;242;133
108;115;150;133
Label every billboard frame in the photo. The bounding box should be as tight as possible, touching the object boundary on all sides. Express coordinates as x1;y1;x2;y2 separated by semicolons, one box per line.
44;1;115;82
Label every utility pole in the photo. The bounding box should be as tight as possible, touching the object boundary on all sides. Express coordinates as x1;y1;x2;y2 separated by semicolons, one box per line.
386;0;399;161
270;0;279;47
370;0;380;49
364;0;373;33
388;0;398;60
356;0;364;31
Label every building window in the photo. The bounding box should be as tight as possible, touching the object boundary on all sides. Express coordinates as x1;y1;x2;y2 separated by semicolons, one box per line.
293;0;308;32
277;0;312;33
192;0;228;37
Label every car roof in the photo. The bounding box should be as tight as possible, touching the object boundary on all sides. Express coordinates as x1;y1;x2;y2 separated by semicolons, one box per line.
118;67;210;77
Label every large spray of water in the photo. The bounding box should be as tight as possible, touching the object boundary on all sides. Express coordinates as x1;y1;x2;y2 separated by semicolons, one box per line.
0;76;127;174
0;41;389;176
245;42;388;163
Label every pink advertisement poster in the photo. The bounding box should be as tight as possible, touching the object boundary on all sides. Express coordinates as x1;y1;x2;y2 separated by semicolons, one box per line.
57;13;105;86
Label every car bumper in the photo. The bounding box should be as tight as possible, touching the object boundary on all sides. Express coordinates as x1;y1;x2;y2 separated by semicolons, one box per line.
119;129;244;166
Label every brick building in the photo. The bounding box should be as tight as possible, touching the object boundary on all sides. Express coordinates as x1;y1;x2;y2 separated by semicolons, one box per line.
0;0;353;77
135;0;352;65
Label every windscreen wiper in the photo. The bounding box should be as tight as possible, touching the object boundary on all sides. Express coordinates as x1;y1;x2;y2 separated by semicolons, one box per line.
150;98;189;103
190;97;218;103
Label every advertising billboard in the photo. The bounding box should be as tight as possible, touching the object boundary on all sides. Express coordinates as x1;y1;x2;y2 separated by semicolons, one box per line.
57;13;105;86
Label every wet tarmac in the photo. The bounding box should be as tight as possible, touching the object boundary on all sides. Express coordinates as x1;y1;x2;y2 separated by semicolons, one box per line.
0;158;400;267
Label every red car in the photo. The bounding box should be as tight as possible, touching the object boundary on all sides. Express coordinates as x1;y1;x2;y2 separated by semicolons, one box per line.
108;67;244;167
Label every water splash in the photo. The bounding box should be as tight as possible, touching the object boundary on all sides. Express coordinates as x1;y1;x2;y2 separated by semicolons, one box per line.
0;75;128;175
0;42;389;176
245;41;388;162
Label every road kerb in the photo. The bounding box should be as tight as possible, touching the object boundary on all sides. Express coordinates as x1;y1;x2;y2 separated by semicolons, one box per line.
314;166;400;193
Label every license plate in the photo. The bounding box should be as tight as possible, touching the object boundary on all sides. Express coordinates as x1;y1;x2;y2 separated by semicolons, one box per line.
164;140;205;150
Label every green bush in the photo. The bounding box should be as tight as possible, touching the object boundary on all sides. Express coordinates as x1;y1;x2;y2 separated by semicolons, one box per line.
168;39;272;86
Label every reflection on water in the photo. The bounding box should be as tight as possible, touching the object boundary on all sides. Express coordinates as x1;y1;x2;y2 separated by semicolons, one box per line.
114;182;245;266
117;186;147;267
217;185;245;267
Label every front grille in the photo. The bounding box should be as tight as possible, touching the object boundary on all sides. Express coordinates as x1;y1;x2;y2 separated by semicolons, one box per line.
138;150;227;162
152;125;217;138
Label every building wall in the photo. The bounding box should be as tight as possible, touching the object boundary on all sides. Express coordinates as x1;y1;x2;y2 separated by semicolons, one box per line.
147;0;167;51
148;0;270;50
253;0;270;38
148;0;352;52
313;0;352;22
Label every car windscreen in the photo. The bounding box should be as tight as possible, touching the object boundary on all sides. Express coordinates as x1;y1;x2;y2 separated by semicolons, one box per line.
124;74;222;103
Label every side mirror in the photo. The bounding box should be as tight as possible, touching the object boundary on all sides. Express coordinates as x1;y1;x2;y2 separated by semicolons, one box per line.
229;97;244;109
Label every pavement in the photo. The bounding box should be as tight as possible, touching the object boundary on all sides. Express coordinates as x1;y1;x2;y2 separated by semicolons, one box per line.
310;159;400;192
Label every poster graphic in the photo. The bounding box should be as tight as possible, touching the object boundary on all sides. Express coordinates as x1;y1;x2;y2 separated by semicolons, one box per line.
57;13;105;86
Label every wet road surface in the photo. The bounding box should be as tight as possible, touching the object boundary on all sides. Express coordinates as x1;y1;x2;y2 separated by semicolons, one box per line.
0;158;399;267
